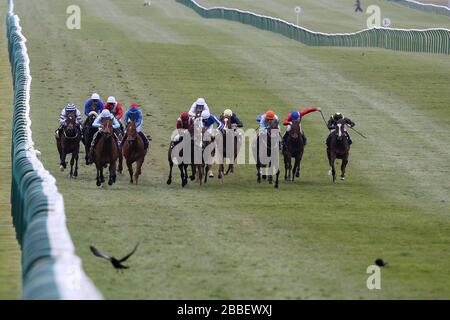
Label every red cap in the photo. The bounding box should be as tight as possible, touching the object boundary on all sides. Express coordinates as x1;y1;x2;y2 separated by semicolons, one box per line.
130;103;139;109
181;112;190;121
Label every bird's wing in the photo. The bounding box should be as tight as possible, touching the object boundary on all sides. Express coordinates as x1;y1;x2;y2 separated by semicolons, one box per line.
118;242;140;263
90;245;111;261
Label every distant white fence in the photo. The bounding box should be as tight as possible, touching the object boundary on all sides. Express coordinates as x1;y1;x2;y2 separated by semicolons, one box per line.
386;0;450;16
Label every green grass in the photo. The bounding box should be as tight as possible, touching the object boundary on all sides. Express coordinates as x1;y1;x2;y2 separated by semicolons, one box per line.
198;0;450;32
9;0;450;299
0;1;21;299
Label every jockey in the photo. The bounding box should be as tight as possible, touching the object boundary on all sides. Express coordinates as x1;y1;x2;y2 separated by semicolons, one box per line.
84;93;104;116
201;110;223;140
282;107;321;146
103;96;124;121
123;103;150;151
219;108;243;130
104;96;124;132
56;103;82;138
172;111;193;143
326;112;356;146
88;109;120;163
188;97;210;117
257;110;280;131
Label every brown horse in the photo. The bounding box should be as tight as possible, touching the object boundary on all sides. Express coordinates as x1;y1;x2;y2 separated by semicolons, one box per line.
252;119;280;188
56;111;81;178
327;118;350;182
94;118;119;186
217;117;240;182
282;120;304;181
122;120;146;184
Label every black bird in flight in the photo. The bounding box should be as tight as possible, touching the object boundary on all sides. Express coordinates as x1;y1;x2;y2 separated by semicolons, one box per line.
375;258;388;267
90;243;140;270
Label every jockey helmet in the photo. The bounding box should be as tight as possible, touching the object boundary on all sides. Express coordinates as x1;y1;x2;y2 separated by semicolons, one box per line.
223;109;233;117
265;110;275;120
107;96;117;105
180;112;190;122
130;103;139;109
290;111;300;121
333;112;343;121
100;109;112;118
201;110;210;120
91;93;100;100
65;103;76;112
196;98;206;106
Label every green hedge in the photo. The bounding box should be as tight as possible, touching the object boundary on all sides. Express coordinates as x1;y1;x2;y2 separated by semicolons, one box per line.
7;0;102;300
177;0;450;54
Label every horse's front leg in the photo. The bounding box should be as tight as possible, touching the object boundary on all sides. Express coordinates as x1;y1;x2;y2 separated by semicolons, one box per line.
96;167;101;187
190;164;196;181
127;160;134;184
341;156;348;180
134;158;143;185
118;149;123;174
108;161;117;186
167;159;173;185
69;153;75;178
60;149;67;171
73;148;79;178
329;155;336;183
256;164;261;183
275;169;280;189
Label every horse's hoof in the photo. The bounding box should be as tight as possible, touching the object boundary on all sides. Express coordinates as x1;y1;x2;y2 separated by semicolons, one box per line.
328;170;332;176
96;181;101;187
167;179;172;185
341;177;345;181
275;184;279;189
60;165;64;172
190;176;195;181
108;180;113;186
295;172;300;178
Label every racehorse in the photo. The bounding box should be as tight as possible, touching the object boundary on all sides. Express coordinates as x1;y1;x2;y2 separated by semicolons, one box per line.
327;118;350;182
252;119;280;188
56;110;81;178
191;117;207;185
282;120;304;181
82;111;98;165
94;117;119;186
217;116;240;182
122;120;146;184
167;122;195;188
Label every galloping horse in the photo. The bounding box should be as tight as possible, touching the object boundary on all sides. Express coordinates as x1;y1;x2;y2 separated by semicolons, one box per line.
327;118;350;182
122;120;146;184
82;111;98;165
56;110;81;178
282;120;304;181
217;117;240;181
167;122;195;188
94;117;119;186
252;119;280;188
191;117;207;185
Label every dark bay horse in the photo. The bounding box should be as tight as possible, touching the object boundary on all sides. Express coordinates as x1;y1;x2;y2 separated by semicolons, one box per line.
94;118;119;186
82;111;98;165
167;122;195;188
217;117;240;182
122;121;146;184
327;118;350;182
282;120;304;181
56;111;81;178
252;119;280;188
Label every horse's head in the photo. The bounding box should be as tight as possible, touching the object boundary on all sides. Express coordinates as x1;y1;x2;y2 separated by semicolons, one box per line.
126;120;138;140
289;120;301;139
222;116;232;130
336;119;348;142
102;117;113;135
88;111;98;123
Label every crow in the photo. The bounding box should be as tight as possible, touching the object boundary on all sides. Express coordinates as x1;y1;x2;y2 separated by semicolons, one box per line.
90;243;140;270
375;258;388;267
